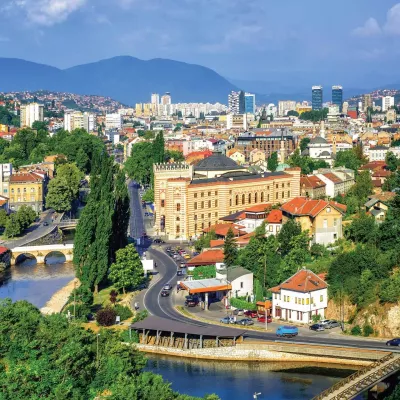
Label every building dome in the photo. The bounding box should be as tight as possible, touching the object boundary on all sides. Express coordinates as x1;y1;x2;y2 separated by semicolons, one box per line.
310;136;328;145
276;163;291;172
319;151;331;157
194;152;243;171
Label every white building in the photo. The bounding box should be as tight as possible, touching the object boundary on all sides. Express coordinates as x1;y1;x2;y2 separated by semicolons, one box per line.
382;96;395;112
368;145;389;162
216;264;254;298
278;100;296;117
83;112;96;133
271;268;328;324
20;103;44;128
106;113;123;130
0;163;12;197
64;111;84;132
151;93;160;105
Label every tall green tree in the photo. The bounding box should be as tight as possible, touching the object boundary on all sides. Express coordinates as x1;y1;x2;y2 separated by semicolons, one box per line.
153;132;165;164
277;219;302;257
386;151;399;172
125;142;154;185
46;179;74;212
300;137;311;152
4;213;22;238
223;227;238;268
75;148;90;173
267;152;278;172
109;244;144;294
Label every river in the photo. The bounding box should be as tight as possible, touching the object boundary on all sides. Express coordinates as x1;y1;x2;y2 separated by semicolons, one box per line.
145;355;355;400
0;255;75;308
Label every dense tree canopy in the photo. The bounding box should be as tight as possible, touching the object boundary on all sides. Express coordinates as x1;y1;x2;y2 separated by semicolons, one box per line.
267;152;278;172
299;108;328;122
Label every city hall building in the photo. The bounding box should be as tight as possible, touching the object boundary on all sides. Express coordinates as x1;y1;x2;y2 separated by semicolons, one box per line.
153;153;300;240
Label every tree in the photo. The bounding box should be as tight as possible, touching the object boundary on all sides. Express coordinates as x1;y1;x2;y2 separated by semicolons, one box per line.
287;110;299;117
386;151;399;172
0;209;8;228
109;244;144;294
300;137;310;152
299;108;328;122
4;213;22;238
56;163;83;198
46;178;74;212
267;152;278;172
153;132;165;164
75;148;90;173
32;121;48;131
125;142;154;185
348;170;373;208
277;219;302;257
345;212;378;243
335;148;364;171
142;189;154;202
165;150;184;162
195;230;217;252
223;228;238;268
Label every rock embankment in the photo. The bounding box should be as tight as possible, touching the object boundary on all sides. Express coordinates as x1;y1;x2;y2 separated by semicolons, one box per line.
41;278;80;315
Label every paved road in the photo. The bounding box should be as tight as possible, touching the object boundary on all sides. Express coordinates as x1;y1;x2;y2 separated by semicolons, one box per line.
128;180;146;242
143;246;400;353
1;210;59;249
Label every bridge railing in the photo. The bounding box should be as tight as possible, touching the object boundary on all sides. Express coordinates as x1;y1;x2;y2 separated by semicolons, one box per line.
312;353;394;400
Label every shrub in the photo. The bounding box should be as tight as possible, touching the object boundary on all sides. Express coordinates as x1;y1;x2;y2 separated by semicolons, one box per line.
114;304;133;321
63;304;90;321
311;314;322;323
363;324;374;337
110;290;118;305
133;310;148;323
351;325;362;336
68;284;93;306
96;306;117;326
120;328;139;343
230;297;257;311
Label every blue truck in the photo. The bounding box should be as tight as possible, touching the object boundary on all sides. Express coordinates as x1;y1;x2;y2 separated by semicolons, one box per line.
276;326;299;338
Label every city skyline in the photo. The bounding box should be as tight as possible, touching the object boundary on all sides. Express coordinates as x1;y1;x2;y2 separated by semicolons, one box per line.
1;1;400;89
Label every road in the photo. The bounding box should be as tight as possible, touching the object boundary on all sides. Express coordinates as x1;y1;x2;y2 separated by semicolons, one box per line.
126;183;397;353
1;210;60;249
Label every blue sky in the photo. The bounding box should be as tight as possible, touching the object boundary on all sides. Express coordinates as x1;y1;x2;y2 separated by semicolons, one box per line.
1;0;399;88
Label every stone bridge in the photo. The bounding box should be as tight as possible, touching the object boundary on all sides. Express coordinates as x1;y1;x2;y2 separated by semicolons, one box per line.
11;244;74;266
58;219;78;229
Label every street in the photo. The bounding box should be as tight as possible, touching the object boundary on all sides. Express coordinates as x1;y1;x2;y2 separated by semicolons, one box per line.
128;180;146;241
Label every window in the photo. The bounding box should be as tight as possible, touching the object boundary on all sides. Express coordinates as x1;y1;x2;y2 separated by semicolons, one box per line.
230;199;232;207
208;200;211;208
17;188;20;193
255;193;258;203
208;192;211;196
323;219;328;228
275;184;278;189
275;193;278;200
333;218;337;227
326;207;331;213
274;294;277;299
11;189;14;194
201;222;204;229
194;224;197;231
320;295;323;302
284;295;286;302
311;297;314;304
240;282;243;289
208;213;211;219
30;196;34;201
295;297;297;304
276;226;280;232
287;191;290;198
201;201;204;209
194;193;197;198
215;191;218;195
267;194;270;202
31;188;35;193
194;202;197;210
302;299;304;305
3;189;7;193
201;192;204;197
269;225;273;232
176;225;180;234
235;195;238;206
176;203;181;212
176;217;180;221
242;194;245;204
208;221;211;227
23;188;27;193
306;298;309;305
333;233;337;239
194;215;197;220
161;199;165;207
215;212;218;217
248;193;251;203
201;214;204;219
261;193;264;202
281;183;284;188
287;296;290;302
281;191;284;199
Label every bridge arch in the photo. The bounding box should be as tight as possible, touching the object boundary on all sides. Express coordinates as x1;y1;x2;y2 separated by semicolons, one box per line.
11;244;74;266
44;251;67;265
14;253;37;266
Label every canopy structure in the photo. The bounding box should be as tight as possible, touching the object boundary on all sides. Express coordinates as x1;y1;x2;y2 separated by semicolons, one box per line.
179;278;231;294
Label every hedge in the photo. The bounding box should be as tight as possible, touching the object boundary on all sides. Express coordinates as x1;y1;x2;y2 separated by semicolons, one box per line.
230;297;257;311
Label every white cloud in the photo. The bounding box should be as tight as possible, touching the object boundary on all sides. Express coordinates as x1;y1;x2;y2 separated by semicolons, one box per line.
13;0;87;26
384;3;400;35
352;17;381;37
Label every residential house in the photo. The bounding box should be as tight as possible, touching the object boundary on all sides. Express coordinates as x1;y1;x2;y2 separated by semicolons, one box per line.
300;176;326;199
281;197;346;245
216;265;254;298
185;249;224;267
368;145;389;162
316;172;343;198
270;268;328;324
203;223;247;239
265;209;283;236
249;149;266;164
315;168;355;196
365;192;396;222
9;171;47;212
227;149;245;165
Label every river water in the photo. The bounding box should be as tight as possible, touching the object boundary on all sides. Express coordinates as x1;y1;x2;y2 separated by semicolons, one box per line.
146;355;355;400
0;255;75;308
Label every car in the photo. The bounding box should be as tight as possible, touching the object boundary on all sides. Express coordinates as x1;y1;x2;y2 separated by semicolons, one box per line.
386;338;400;346
325;320;341;329
309;323;325;332
220;316;234;324
186;300;197;307
233;309;244;316
177;270;184;276
185;294;200;302
237;318;254;326
43;221;49;226
320;319;331;326
153;238;164;244
160;290;170;297
184;254;191;260
257;315;272;323
163;284;172;290
276;326;299;338
192;252;199;256
144;212;149;217
244;310;258;318
180;263;186;268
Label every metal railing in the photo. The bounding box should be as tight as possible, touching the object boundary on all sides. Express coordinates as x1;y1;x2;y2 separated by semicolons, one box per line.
312;353;397;400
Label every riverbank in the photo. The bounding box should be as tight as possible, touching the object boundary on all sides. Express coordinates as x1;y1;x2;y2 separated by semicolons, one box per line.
40;277;80;315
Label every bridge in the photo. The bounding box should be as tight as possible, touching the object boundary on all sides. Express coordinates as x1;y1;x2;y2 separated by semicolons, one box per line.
313;352;400;400
58;219;78;229
11;244;74;266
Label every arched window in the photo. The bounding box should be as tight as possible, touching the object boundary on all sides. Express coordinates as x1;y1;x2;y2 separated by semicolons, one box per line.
235;195;239;206
176;203;181;212
255;193;258;203
248;193;251;204
176;216;180;221
176;225;180;234
242;194;245;204
261;192;264;202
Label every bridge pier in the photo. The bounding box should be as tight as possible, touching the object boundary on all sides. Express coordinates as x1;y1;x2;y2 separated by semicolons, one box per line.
11;244;74;266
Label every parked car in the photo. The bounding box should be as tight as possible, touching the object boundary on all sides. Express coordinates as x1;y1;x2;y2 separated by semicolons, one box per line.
309;323;325;332
43;221;49;226
233;309;244;316
163;284;172;291
276;326;299;338
186;300;197;307
180;263;186;268
386;338;400;346
160;290;170;297
244;310;258;318
237;318;254;326
177;270;184;276
320;319;331;326
144;212;149;217
184;254;191;260
192;252;199;256
257;316;272;323
325;320;341;329
220;316;234;324
153;238;164;244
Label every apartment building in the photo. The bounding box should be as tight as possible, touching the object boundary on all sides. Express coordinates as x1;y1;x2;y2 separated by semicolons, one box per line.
20;103;44;128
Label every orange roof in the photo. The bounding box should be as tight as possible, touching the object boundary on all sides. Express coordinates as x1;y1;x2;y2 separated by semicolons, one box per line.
210;239;225;248
203;223;247;237
281;197;346;217
301;175;326;189
323;172;342;184
369;192;396;202
244;203;272;213
359;161;387;171
270;269;328;293
372;170;391;177
265;209;282;224
186;249;224;266
10;172;44;183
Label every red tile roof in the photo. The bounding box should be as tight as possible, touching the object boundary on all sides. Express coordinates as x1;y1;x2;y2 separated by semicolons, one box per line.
203;223;246;237
372;170;391;177
301;175;326;189
270;269;328;293
186;249;224;266
323;172;342;184
0;246;9;254
369;192;396;202
244;203;272;213
281;197;346;217
265;209;283;224
359;161;387;171
10;172;44;183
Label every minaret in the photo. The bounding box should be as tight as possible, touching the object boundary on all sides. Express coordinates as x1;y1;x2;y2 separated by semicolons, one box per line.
320;120;326;139
280;129;285;163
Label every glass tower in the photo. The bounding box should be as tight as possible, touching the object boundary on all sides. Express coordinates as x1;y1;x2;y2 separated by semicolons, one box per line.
332;86;343;112
244;93;256;114
312;86;323;111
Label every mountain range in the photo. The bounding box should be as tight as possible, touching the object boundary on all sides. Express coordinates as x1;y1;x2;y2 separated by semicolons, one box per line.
0;56;238;105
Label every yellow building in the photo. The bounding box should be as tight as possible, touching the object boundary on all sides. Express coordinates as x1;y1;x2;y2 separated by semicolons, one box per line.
153;153;300;240
135;103;143;115
0;124;9;132
281;197;346;245
9;171;47;212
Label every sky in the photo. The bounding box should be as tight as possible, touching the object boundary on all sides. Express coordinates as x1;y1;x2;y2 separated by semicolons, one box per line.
1;0;400;89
